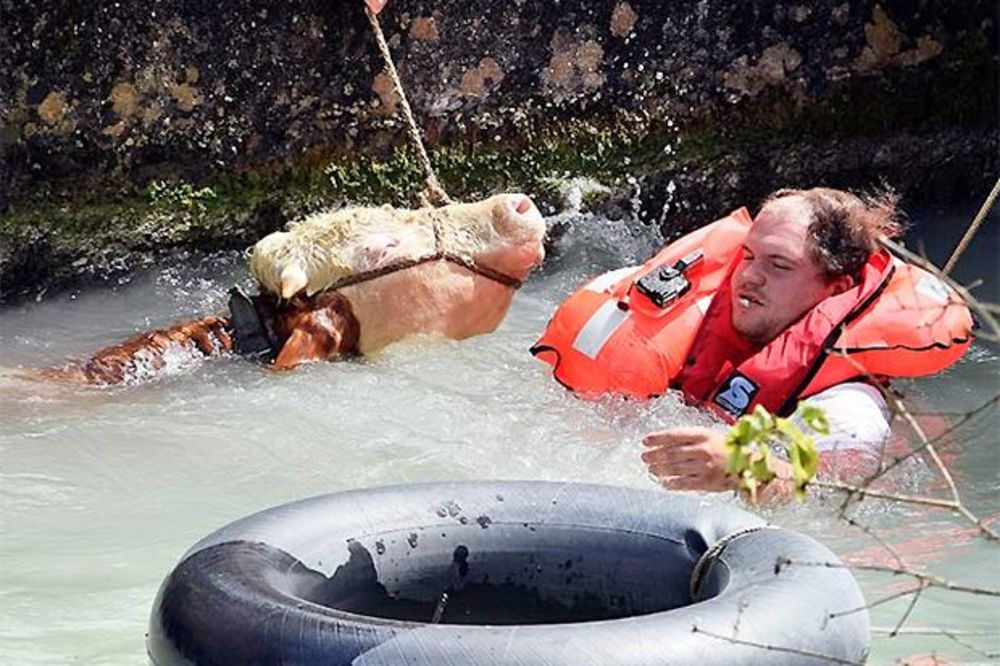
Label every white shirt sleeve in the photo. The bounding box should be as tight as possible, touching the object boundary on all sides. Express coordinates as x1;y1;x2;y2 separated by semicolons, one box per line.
789;382;892;456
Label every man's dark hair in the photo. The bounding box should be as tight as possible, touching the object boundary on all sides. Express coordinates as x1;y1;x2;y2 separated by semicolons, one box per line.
763;187;904;281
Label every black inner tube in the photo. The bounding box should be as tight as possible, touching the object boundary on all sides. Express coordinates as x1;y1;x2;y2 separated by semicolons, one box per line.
312;524;708;624
150;483;870;666
167;523;712;629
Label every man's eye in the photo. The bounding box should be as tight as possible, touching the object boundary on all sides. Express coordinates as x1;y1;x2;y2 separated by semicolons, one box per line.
772;263;790;271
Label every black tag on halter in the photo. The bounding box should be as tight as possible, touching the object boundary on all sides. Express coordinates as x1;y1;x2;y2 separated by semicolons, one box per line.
635;249;704;308
228;286;276;362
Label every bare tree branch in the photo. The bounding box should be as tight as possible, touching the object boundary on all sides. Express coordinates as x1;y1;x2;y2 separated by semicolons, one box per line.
889;583;925;637
943;175;1000;275
828;585;925;620
863;396;998;483
691;625;867;665
817;497;907;569
879;235;1000;342
811;351;999;540
776;557;1000;597
871;627;999;659
814;461;998;541
870;627;996;636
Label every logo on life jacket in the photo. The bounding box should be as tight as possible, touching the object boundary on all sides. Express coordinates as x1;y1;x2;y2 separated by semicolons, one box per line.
712;373;759;417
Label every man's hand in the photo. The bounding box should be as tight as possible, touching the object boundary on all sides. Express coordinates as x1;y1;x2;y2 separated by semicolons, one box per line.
365;0;387;14
641;427;734;491
642;426;797;501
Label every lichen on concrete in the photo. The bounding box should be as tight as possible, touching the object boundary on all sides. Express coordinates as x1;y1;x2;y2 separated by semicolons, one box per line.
0;0;996;302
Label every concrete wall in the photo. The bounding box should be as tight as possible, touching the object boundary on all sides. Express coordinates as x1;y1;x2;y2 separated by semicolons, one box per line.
3;1;995;195
0;0;997;299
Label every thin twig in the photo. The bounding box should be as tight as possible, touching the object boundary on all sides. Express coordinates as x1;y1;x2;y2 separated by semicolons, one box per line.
815;479;999;541
862;395;998;485
872;627;999;659
812;347;998;540
829;585;924;619
892;398;962;506
871;627;997;636
880;235;1000;341
691;626;866;665
777;558;1000;597
818;495;907;569
815;480;958;510
943;175;1000;274
889;583;925;636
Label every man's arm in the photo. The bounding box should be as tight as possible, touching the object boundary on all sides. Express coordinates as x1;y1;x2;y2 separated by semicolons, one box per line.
792;382;892;456
641;383;892;502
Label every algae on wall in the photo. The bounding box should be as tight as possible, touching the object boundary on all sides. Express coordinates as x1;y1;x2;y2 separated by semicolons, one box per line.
0;0;996;300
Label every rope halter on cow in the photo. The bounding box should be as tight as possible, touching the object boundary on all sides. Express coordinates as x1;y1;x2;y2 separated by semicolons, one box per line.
321;210;526;292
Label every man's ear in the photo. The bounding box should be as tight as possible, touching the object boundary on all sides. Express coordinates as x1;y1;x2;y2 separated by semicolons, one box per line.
829;273;855;296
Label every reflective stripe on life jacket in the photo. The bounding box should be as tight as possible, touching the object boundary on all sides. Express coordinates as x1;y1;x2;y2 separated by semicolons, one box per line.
531;209;974;420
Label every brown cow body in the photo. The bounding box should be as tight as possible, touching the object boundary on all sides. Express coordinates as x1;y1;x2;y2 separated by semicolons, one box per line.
29;194;545;386
36;292;362;385
36;315;235;386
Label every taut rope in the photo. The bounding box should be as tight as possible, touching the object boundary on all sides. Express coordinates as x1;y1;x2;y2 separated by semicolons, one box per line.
364;6;452;207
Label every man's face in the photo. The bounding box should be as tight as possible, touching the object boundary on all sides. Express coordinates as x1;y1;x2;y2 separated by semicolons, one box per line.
730;196;843;346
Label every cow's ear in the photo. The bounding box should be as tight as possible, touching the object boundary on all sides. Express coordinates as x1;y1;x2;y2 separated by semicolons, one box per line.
273;328;329;371
271;294;357;371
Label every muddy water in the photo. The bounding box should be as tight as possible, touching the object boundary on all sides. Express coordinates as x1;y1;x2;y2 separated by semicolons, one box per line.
1;204;997;664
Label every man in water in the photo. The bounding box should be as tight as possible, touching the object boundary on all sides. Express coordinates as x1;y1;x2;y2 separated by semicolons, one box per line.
366;0;957;501
641;188;902;500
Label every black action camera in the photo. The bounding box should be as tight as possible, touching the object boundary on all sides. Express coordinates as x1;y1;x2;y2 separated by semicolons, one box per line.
634;250;704;308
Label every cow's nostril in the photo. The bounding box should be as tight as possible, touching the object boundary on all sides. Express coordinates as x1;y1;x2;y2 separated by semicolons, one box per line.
511;195;532;215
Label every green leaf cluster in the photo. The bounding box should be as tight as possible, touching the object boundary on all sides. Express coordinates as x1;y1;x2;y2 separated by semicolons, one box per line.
724;404;827;502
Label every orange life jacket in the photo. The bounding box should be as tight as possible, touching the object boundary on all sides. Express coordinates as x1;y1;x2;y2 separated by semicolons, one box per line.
531;208;974;420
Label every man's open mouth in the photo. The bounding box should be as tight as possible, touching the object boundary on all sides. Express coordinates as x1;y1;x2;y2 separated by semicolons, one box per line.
736;293;764;308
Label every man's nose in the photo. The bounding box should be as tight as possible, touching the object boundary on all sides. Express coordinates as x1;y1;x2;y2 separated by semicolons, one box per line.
738;261;765;287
